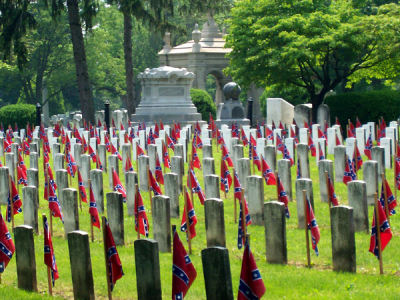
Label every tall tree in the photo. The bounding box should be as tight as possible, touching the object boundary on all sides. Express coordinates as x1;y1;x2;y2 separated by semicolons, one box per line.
225;0;400;121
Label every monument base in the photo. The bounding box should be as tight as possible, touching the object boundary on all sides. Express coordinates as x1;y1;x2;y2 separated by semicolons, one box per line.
131;112;204;127
215;119;250;129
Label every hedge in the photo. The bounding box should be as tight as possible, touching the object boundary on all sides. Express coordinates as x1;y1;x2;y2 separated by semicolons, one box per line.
190;88;216;121
0;104;36;129
325;90;400;127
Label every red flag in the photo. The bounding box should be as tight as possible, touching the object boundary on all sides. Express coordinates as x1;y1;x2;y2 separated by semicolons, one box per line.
104;217;124;291
7;179;22;222
192;143;201;169
265;127;273;141
78;170;87;203
277;175;290;218
279;121;286;136
125;156;134;172
160;120;164;130
343;157;357;185
241;128;249;146
187;168;205;205
222;144;233;167
364;134;372;160
290;127;299;146
43;215;59;286
136;142;145;157
181;190;197;238
369;202;392;259
349;121;356;136
217;129;225;146
308;135;316;157
113;170;126;201
256;122;262;138
89;183;100;229
220;159;232;193
149;169;162;195
3;138;11;153
171;127;178;144
48;182;64;222
89;145;97;163
172;227;197;299
155;155;164;185
232;122;238;138
194;133;203;149
335;132;341;146
238;242;266;300
355;145;363;169
82;135;88;153
396;160;400;191
111;143;122;161
305;195;321;256
318;146;325;161
0;213;15;273
154;123;160;138
97;118;102;128
66;152;78;178
17;165;28;186
135;190;149;237
105;135;111;152
380;179;397;215
166;134;175;150
120;123;125;131
318;127;326;139
163;142;171;169
262;158;276;185
347;127;355;138
356;117;362;128
304;120;309;129
250;142;261;171
328;175;339;206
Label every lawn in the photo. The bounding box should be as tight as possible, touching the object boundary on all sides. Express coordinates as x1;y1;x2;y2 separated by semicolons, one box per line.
1;139;399;300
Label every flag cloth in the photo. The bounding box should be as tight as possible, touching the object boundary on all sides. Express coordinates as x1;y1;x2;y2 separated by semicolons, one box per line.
356;117;362;128
308;135;316;157
296;157;301;179
149;169;162;196
266;127;274;141
78;170;87;203
163;142;171;169
396;160;400;190
335;132;342;146
380;179;397;215
328;175;339;206
232;122;238;138
241;128;249;146
155;155;164;185
276;134;285;152
279;121;286;136
172;227;197;300
135;189;149;237
194;132;203;149
256;122;263;138
154;123;160;138
349;121;356;136
369;202;392;259
237;197;252;250
89;145;97;163
220;159;232;193
4;138;11;153
290;127;299;146
181;190;197;239
17;165;28;186
188;168;205;205
171;128;178;144
48;182;64;222
23;140;30;155
105;135;111;152
166;134;175;149
250;142;261;171
89;183;100;229
111;143;122;161
238;242;266;300
82;135;88;153
113;170;127;201
355;145;363;169
347;127;355;138
66;153;78;178
319;146;325;161
147;128;155;145
318;127;326;139
305;195;321;256
283;144;294;166
364;134;373;160
192;143;201;169
277;175;290;219
136;142;145;157
343;157;357;185
44;215;59;286
262;158;276;185
0;213;15;273
104;217;124;291
222;144;234;167
7;180;22;222
125;156;134;172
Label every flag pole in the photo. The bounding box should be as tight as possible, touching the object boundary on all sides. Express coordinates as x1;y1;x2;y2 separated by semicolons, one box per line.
241;188;247;242
188;154;194;208
325;171;331;210
102;216;113;300
42;214;53;296
45;164;52;236
146;165;153;214
184;186;192;255
381;173;390;226
233;168;237;224
78;168;82;212
89;179;94;242
303;190;311;268
374;193;384;275
8;175;14;232
135;184;140;240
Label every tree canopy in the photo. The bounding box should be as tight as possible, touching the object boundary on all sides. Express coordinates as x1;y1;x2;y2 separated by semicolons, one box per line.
225;0;400;120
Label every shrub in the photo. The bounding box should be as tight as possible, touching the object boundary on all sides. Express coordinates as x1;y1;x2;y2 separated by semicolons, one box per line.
325;90;400;126
190;88;216;121
0;104;36;129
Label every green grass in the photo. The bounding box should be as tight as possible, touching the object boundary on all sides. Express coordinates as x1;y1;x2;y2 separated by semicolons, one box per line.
2;140;400;299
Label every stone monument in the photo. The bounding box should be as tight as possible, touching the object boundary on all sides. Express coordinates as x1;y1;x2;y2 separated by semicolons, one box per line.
215;82;250;128
131;66;203;125
267;98;294;126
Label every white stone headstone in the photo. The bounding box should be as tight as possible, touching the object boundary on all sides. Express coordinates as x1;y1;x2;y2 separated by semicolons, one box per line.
33;131;38;139
203;138;211;145
139;130;146;149
180;129;187;141
312;124;320;142
202;129;211;140
90;138;97;150
70;138;77;158
163;125;171;136
119;130;126;144
221;124;229;131
356;128;365;154
256;138;266;158
285;138;295;160
155;138;163;161
299;128;308;144
178;138;187;162
273;129;283;153
222;129;232;152
380;137;392;169
132;138;140;161
327;128;337;155
267;98;294;127
368;122;375;141
111;138;118;150
159;130;166;141
345;138;356;158
333;125;343;144
362;124;371;142
385;127;396;154
66;130;72;139
100;131;107;144
82;131;89;144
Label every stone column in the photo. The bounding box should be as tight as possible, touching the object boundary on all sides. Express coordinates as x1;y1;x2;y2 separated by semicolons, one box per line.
138;155;150;191
106;192;124;246
174;144;186;163
98;144;107;173
264;145;277;173
0;167;9;205
74;144;83;168
363;161;378;205
264;201;287;265
80;154;91;189
90;169;104;213
67;231;95;300
203;144;213;158
30;152;39;170
108;155;119;190
152;195;171;252
164;173;179;218
237;158;251;192
246;175;264;225
11;143;19;165
52;143;61;155
295;178;314;229
62;188;80;238
125;172;138;216
148;144;157;173
204;174;221;199
171;156;183;194
203;158;215;178
56;170;69;208
14;225;37;292
23;186;38;234
372;146;385;183
6;152;15;181
318;160;333;203
54;153;65;172
297;143;310;178
347;180;369;232
204;198;226;247
334;145;346;182
278;159;292;201
331;206;356;273
29;143;38;154
201;247;234;300
233;144;244;168
134;239;162;300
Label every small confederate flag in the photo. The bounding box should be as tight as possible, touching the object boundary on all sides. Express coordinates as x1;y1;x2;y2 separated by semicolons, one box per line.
305;195;320;256
262;158;276;185
7;180;22;222
283;144;294;166
135;189;149;237
78;170;87;203
279;121;286;136
147;128;155;145
250;141;261;171
163;142;171;169
171;128;178;144
82;135;88;153
89;183;100;229
276;134;284;152
194;132;203;149
136;142;145;157
23;140;30;155
328;175;339;206
343;157;357;185
256;122;263;138
349;121;356;136
89;145;97;163
172;227;197;300
111;143;122;161
166;134;175;150
265;127;274;141
125;156;134;172
290;127;299;146
48;182;64;222
277;175;290;218
241;128;249;146
44;215;59;286
319;146;325;161
369;202;392;259
238;242;266;300
155;155;164;185
154;123;159;138
217;129;225;146
181;190;197;239
380;179;397;215
0;213;15;273
192;143;201;169
17;165;28;186
187;168;205;205
237;199;251;249
66;153;78;178
396;160;400;190
113;170;126;201
347;127;355;138
149;169;162;196
105;135;111;152
308;135;316;157
356;117;362;128
335;132;342;146
104;217;124;291
3;139;11;153
364;134;373;160
222;144;234;167
220;159;232;193
355;145;363;169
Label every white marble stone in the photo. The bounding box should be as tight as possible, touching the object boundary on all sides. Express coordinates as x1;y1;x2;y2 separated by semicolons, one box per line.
386;127;396;154
299;128;308;144
345;138;356;158
139;130;146;149
203;138;211;145
178;138;187;163
256;138;266;158
356;128;365;154
380;137;392;169
285;138;295;160
368;122;375;141
132;138;140;161
327;128;337;155
333;125;343;144
155;138;163;161
267;98;294;126
312;124;320;142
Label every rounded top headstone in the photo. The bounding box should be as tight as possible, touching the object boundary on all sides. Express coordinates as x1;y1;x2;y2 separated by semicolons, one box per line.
223;82;241;101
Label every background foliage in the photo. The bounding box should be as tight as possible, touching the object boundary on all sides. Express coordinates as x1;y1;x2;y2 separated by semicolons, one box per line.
0;104;36;128
191;88;217;120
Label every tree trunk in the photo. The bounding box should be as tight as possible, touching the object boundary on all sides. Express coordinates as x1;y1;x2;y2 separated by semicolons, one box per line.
66;0;95;123
123;12;136;116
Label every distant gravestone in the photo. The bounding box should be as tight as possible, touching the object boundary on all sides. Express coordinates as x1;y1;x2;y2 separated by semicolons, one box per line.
294;104;312;128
